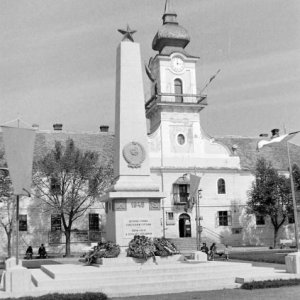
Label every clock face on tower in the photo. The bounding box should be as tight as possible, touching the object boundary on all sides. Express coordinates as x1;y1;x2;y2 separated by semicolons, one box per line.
171;56;184;73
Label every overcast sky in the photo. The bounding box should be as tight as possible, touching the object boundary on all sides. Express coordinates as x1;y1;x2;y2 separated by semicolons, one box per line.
1;0;300;144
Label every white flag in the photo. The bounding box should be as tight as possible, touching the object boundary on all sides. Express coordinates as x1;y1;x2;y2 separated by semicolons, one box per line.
189;174;201;204
1;126;36;195
257;131;300;150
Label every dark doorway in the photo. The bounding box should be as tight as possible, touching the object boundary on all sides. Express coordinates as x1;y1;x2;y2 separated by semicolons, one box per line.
179;213;191;237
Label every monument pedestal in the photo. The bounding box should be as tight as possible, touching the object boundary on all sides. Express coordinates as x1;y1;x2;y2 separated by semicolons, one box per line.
2;257;32;293
103;193;164;247
285;251;300;273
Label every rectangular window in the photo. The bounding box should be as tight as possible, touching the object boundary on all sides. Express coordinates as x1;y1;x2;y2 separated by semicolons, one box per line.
89;214;99;231
173;184;190;204
256;215;265;226
166;212;175;225
50;177;61;194
19;215;27;231
51;214;61;231
288;214;295;224
218;211;232;226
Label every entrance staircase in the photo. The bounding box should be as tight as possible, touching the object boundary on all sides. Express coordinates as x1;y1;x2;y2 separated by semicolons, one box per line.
169;228;226;253
168;238;197;252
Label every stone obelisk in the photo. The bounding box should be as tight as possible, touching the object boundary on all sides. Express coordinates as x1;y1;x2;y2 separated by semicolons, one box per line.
102;26;165;247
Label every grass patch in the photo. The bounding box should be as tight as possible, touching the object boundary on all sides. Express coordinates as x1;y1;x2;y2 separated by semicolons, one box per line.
230;249;294;264
241;278;300;290
1;292;107;300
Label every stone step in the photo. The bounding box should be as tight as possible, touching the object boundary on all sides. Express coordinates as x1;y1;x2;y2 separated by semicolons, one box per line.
39;261;256;280
32;276;240;297
32;266;278;290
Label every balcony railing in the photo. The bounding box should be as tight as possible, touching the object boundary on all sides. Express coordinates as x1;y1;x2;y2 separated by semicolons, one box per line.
145;93;207;110
173;193;189;205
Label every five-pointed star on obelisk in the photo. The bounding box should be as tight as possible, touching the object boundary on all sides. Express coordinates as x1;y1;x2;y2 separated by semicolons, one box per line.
118;25;137;42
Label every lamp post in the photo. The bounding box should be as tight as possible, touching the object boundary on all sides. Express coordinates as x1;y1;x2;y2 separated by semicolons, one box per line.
196;189;202;251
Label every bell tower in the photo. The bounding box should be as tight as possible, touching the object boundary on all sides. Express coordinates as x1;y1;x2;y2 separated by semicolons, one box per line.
145;0;207;134
145;0;207;161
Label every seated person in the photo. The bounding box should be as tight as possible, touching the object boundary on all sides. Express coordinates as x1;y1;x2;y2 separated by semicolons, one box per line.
38;244;47;258
200;242;209;255
25;246;33;259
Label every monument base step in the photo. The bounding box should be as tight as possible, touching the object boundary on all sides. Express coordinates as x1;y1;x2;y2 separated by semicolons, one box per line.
2;258;300;298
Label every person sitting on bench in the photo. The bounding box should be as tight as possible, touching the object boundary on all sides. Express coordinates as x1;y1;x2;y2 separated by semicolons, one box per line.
25;246;33;259
38;244;47;258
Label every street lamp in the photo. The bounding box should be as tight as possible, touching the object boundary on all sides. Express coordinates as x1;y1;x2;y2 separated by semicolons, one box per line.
196;189;202;251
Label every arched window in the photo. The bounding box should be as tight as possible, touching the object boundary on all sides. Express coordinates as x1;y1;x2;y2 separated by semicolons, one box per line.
174;79;183;103
217;178;226;194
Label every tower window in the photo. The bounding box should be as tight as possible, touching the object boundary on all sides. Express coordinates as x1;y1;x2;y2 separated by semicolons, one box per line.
174;79;183;102
217;178;226;194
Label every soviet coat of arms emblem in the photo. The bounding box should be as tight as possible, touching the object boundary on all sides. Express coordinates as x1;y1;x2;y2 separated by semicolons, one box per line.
122;141;145;168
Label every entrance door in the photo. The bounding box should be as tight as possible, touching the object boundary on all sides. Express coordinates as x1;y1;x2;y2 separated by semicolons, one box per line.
179;213;191;237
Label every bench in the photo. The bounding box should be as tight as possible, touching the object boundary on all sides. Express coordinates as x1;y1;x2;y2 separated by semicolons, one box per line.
279;239;294;248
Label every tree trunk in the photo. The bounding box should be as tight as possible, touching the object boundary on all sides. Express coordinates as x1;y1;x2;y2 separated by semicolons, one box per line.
7;231;12;257
273;227;279;249
65;230;71;257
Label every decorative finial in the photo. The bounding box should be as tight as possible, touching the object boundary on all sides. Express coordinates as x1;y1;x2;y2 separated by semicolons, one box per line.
163;0;177;24
118;25;137;42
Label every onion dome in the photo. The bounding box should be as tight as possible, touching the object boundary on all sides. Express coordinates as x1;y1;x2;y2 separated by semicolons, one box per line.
152;0;190;53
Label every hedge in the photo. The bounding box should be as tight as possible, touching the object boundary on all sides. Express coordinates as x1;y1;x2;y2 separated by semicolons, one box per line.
241;278;300;290
1;292;107;300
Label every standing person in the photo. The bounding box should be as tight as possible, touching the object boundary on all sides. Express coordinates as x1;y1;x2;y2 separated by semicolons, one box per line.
224;245;230;260
209;243;217;261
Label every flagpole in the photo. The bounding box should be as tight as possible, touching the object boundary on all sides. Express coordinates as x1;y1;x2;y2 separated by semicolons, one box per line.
16;195;20;265
286;141;300;252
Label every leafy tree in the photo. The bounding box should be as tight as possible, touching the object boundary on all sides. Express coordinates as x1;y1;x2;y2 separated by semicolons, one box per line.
292;163;300;191
0;156;15;257
33;139;113;256
247;157;293;248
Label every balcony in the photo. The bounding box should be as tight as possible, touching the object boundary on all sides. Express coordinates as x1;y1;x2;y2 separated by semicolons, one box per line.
173;192;189;205
145;93;207;110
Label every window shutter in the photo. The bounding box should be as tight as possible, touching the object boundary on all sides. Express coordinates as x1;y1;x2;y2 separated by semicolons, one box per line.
215;212;219;228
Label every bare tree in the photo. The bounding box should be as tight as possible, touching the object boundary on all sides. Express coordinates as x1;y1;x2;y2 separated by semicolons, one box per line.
0;165;15;258
33;138;113;256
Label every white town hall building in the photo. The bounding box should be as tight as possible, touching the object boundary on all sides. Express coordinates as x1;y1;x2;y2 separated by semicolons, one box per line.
0;0;299;257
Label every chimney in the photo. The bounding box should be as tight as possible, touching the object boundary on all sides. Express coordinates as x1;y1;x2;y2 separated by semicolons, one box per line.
100;125;109;133
53;123;63;131
32;124;39;130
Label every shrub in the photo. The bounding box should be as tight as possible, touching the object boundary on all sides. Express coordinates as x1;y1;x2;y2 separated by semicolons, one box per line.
241;278;300;290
